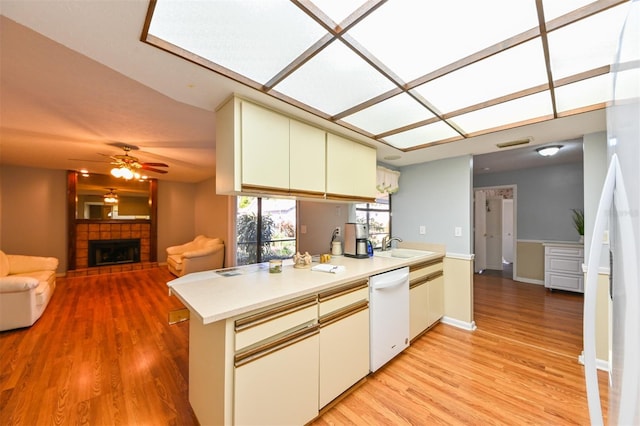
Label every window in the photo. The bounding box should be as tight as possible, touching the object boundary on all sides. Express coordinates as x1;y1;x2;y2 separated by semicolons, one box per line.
236;197;296;265
355;196;391;250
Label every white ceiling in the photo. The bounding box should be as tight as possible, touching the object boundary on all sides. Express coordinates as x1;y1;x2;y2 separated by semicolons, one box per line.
0;1;626;183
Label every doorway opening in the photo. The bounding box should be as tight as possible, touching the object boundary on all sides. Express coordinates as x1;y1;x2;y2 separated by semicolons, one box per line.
474;185;517;280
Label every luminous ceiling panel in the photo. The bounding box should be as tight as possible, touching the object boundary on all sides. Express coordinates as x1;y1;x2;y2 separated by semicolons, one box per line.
555;74;612;112
341;93;435;135
148;0;325;85
383;121;460;149
547;4;630;79
145;0;632;152
541;0;595;21
347;0;539;83
413;39;549;115
311;0;367;24
274;40;396;116
450;91;553;134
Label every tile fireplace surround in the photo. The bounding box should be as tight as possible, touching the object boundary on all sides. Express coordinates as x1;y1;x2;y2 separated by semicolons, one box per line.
68;222;157;277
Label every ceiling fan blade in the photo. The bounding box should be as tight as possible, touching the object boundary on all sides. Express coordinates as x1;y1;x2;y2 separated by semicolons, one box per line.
141;165;168;174
141;162;169;167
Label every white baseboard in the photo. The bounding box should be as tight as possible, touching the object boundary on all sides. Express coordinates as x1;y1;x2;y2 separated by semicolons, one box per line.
441;316;477;331
578;351;611;372
514;276;544;285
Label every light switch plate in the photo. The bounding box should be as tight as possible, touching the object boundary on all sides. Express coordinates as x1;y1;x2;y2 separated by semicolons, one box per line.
454;226;462;237
419;225;426;235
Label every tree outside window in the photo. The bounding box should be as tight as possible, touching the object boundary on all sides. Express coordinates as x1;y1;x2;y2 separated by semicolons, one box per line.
236;197;296;265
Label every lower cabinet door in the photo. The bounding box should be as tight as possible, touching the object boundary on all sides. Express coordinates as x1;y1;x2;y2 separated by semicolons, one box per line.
234;333;319;426
409;283;429;341
319;308;370;408
427;275;444;327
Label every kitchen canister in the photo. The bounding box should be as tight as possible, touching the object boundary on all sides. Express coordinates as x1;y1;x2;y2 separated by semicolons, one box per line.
331;241;342;255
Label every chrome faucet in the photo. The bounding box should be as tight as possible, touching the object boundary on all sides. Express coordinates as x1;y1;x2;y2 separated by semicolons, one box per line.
381;236;403;251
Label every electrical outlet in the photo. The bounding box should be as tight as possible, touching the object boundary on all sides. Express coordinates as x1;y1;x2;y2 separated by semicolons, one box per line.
334;226;341;236
419;225;426;235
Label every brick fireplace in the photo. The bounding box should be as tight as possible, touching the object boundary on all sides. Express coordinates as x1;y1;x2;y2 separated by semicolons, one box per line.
69;222;157;277
67;171;158;277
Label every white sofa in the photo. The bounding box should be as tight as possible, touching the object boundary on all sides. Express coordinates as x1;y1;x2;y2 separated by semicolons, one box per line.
166;235;224;277
0;250;59;331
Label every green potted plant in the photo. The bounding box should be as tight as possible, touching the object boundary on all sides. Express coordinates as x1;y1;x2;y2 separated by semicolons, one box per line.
571;208;584;243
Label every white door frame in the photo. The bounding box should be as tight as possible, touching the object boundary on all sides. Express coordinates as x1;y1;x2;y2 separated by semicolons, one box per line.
474;185;517;280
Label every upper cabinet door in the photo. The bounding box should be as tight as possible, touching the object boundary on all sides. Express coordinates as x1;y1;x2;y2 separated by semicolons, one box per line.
289;120;325;195
326;133;376;200
241;102;290;190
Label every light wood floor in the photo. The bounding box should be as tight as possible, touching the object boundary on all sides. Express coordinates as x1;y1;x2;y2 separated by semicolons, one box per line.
1;268;608;425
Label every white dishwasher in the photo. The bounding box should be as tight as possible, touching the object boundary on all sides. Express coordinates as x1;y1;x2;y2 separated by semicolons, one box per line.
369;266;410;372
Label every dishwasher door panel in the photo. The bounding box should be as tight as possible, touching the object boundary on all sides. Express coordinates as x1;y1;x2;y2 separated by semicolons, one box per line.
369;266;410;372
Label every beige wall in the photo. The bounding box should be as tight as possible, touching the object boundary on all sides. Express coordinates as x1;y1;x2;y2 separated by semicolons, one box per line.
595;272;610;363
0;165;68;272
443;256;475;328
194;176;232;267
516;240;545;283
0;165;233;273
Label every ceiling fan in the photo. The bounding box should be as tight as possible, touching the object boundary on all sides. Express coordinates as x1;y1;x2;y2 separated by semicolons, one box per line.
110;145;169;178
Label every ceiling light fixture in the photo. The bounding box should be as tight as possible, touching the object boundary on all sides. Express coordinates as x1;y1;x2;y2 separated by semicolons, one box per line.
536;145;563;157
103;188;119;205
111;164;140;180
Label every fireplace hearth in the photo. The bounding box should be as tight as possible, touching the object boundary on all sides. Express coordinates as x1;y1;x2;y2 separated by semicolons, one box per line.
89;239;141;267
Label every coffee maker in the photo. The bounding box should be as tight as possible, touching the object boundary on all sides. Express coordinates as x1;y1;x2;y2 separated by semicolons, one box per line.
344;223;369;258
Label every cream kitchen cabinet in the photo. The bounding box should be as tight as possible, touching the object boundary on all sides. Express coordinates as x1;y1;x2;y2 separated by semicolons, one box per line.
289;119;326;196
234;295;319;425
240;101;290;191
409;258;444;341
216;96;375;201
318;279;369;408
543;242;584;293
326;133;377;202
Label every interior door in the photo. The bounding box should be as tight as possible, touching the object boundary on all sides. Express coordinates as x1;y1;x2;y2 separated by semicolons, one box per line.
474;190;487;273
502;199;514;264
485;198;503;270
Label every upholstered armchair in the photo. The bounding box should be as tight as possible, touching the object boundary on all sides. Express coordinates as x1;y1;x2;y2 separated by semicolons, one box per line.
0;250;59;331
166;235;225;277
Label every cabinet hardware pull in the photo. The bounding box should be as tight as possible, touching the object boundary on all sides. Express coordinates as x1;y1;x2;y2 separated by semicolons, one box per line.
318;280;368;302
409;258;443;272
319;300;368;327
234;323;319;367
235;295;317;332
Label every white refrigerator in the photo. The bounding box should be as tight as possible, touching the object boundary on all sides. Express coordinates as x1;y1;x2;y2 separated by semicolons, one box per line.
584;1;640;424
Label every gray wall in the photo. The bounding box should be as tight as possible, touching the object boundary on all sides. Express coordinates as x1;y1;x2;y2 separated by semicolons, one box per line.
0;165;68;272
393;155;473;255
474;162;584;241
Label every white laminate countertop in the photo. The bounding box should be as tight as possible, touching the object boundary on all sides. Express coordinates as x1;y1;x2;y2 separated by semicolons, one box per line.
167;251;443;325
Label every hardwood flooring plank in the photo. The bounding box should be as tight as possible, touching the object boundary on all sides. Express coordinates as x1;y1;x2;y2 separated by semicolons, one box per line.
1;267;608;425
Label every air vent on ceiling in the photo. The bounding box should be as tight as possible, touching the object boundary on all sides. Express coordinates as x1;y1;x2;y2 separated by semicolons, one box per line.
496;138;531;149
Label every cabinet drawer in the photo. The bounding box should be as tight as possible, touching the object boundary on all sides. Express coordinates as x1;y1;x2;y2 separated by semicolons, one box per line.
235;295;317;351
545;272;584;292
545;246;584;258
318;280;368;316
409;259;443;283
546;257;583;274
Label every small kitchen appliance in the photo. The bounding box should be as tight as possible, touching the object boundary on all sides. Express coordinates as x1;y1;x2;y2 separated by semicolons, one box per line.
344;223;369;258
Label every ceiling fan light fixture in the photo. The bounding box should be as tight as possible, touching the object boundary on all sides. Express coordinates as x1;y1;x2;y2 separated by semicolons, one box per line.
536;145;563;157
103;188;118;205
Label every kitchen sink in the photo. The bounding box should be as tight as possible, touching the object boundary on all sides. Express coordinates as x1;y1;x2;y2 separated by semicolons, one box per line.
374;248;434;258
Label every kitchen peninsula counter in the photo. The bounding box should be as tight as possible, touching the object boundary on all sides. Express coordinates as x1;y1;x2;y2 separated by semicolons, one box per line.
167;250;444;426
167;251;443;324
